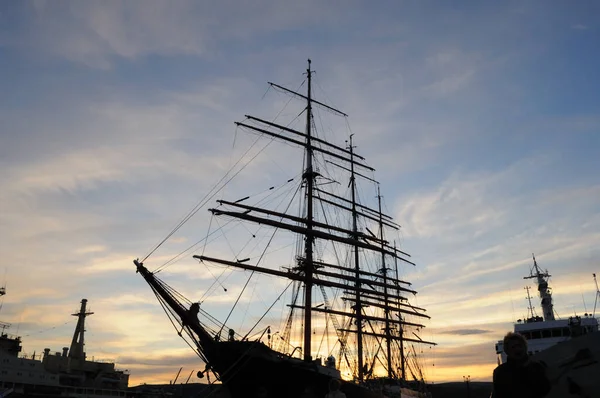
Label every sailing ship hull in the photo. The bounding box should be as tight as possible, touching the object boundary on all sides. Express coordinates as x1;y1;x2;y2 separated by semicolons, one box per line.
206;340;384;398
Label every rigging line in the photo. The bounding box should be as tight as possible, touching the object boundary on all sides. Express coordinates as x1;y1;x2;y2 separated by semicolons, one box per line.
245;175;299;209
159;277;192;304
142;124;273;263
244;325;271;342
269;79;306;124
23;319;74;336
244;184;302;259
199;221;243;302
313;72;340;120
214;216;242;263
198;262;229;303
242;280;294;341
215;179;300;337
252;174;301;210
152;288;205;362
201;212;215;257
163;282;192;307
159;300;217;360
155;216;228;273
199;307;229;333
260;83;272;100
231;185;299;257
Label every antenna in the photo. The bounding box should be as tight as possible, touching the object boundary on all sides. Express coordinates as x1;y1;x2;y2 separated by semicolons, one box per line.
525;286;536;319
581;288;588;313
593;273;599;318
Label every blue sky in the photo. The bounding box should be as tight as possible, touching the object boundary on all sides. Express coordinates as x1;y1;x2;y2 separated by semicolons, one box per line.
1;0;599;385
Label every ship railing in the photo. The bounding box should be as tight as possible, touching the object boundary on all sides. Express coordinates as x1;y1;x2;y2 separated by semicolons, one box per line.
58;385;143;397
0;333;21;341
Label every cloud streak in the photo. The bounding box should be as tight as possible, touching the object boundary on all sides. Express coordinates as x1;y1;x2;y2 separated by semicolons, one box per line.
1;0;599;387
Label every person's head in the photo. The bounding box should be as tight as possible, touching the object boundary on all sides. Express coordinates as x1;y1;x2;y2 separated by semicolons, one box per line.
328;379;341;392
503;332;528;361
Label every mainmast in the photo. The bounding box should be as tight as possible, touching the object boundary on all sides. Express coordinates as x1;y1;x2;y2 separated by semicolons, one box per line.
303;59;315;362
349;134;364;381
524;254;555;321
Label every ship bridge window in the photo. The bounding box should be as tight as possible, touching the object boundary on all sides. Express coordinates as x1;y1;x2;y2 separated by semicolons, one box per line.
552;328;562;337
531;331;541;339
542;330;551;338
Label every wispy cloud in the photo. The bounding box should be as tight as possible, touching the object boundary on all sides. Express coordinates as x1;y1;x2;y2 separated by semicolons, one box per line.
439;329;492;336
1;0;599;387
572;24;590;30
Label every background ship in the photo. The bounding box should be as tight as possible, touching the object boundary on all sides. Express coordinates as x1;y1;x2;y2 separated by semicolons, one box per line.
0;293;133;397
494;254;599;363
134;60;435;398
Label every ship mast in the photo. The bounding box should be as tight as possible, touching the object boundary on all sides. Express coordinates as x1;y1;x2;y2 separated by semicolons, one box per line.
348;134;364;380
524;254;555;321
593;273;599;318
378;187;393;379
394;243;406;381
303;59;315;362
525;286;536;319
69;298;93;361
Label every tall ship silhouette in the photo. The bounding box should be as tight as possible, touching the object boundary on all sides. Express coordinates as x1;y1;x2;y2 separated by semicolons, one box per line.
133;60;435;398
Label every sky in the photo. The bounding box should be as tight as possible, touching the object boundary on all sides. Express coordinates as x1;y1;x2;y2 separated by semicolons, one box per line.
1;0;600;387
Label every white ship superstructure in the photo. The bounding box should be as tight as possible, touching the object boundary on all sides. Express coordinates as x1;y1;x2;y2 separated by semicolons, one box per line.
495;255;599;363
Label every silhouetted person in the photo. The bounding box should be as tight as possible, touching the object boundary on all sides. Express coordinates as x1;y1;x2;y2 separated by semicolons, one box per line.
254;385;268;398
325;379;346;398
492;332;551;398
300;385;318;398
